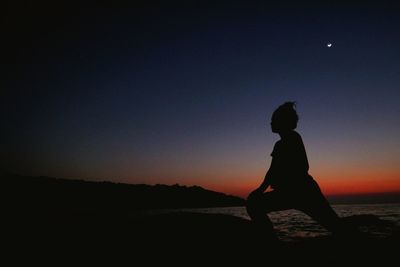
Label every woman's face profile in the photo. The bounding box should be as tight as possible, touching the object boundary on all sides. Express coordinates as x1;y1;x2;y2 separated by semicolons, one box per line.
270;116;279;133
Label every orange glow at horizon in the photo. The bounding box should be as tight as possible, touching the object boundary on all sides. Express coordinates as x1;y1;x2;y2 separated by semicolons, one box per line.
205;173;400;199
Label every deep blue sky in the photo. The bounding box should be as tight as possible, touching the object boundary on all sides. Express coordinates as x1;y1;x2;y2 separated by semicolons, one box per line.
2;1;400;196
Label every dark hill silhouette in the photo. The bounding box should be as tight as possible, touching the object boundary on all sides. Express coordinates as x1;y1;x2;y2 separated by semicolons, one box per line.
4;173;244;216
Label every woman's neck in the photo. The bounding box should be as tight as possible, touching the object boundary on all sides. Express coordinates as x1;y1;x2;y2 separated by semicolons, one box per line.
279;130;293;139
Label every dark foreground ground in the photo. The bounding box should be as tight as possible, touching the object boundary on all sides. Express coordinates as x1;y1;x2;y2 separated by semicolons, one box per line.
4;175;399;265
7;211;399;266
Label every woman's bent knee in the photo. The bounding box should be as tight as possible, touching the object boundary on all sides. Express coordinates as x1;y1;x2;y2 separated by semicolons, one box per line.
246;194;264;220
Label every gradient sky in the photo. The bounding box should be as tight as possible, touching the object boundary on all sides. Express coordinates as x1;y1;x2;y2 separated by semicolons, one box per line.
3;1;400;197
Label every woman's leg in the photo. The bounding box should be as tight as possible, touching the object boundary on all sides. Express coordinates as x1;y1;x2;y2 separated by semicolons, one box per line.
297;183;343;234
246;191;292;237
300;196;343;234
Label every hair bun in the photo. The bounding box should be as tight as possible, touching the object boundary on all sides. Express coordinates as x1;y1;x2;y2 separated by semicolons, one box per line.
282;101;296;109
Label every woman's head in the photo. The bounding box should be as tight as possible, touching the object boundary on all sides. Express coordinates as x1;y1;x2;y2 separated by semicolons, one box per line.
270;102;299;133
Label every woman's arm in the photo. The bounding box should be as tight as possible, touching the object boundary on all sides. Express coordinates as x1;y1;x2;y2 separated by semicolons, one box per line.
252;168;272;194
247;170;271;200
258;169;272;192
249;158;277;197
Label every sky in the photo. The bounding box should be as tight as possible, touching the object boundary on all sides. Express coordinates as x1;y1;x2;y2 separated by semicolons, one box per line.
2;0;400;197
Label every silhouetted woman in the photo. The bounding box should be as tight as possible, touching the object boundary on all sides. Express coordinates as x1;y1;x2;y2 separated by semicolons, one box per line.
246;102;343;238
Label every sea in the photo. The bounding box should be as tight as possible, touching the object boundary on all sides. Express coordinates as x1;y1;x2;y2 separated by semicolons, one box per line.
151;203;400;241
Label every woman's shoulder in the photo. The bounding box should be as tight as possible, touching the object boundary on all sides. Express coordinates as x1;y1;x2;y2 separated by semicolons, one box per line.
284;131;305;149
289;130;303;141
290;130;302;137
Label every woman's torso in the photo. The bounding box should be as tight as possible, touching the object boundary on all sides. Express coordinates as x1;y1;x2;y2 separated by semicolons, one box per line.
269;131;315;190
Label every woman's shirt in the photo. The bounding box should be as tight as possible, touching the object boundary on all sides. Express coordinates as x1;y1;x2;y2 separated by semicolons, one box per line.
269;130;313;190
